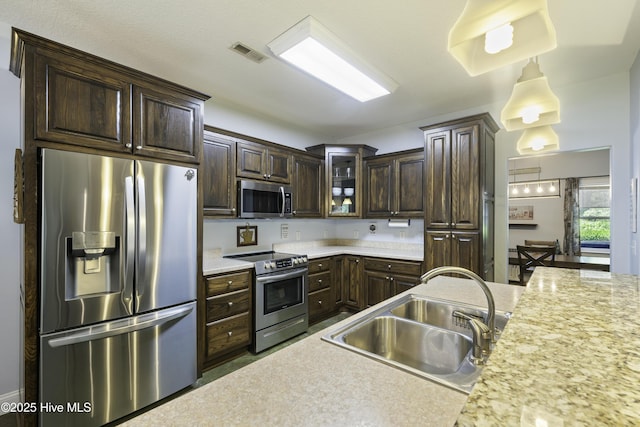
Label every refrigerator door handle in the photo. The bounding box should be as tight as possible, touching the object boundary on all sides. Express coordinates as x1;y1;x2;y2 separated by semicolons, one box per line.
136;173;147;300
47;304;194;348
124;176;136;306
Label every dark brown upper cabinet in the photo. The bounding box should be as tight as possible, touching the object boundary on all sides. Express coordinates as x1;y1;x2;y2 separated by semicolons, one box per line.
17;29;207;164
306;144;378;218
237;140;292;184
292;152;324;218
364;149;424;218
202;127;237;217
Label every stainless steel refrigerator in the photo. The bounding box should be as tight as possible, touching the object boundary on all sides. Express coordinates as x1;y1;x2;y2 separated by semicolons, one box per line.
39;149;198;426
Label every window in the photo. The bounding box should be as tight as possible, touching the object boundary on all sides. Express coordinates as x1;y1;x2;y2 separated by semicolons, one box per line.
579;177;610;253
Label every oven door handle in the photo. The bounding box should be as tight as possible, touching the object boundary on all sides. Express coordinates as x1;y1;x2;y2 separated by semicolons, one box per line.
256;268;307;284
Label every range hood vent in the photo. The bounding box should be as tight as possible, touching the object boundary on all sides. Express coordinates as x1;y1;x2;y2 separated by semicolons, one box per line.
230;42;268;63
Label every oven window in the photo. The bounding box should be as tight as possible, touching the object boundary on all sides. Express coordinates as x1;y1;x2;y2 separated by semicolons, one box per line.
263;276;302;314
243;188;282;214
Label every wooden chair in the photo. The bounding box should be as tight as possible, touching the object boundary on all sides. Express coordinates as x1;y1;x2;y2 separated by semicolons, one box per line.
524;240;555;247
516;245;556;285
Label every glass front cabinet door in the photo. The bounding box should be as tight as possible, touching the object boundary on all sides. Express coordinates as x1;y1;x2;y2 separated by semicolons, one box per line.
306;145;377;218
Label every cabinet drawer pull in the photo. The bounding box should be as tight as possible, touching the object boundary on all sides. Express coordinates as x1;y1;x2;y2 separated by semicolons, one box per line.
318;300;322;305
227;301;233;307
388;264;391;269
125;143;132;149
318;279;322;284
136;145;143;150
227;280;233;286
227;331;233;337
318;263;323;268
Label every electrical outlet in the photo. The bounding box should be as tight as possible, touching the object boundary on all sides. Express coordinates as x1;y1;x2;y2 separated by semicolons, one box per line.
369;223;376;234
399;231;406;239
323;230;328;238
281;223;289;239
296;231;301;241
353;230;359;238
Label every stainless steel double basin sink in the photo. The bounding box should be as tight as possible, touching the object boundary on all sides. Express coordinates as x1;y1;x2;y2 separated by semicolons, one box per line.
322;294;512;393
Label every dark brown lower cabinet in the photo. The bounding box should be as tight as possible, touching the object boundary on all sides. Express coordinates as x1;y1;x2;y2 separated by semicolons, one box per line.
424;231;481;275
363;257;423;307
203;269;252;369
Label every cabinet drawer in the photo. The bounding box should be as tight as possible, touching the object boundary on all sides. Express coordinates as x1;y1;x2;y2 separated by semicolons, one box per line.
206;270;252;296
206;289;250;323
308;271;331;292
308;257;331;274
309;288;332;319
205;312;250;359
363;257;422;276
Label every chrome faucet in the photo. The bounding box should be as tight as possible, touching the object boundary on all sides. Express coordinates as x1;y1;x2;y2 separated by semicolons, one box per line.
452;310;490;364
419;266;496;345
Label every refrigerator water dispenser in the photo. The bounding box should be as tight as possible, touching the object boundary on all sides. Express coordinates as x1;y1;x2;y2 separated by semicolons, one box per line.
66;231;120;299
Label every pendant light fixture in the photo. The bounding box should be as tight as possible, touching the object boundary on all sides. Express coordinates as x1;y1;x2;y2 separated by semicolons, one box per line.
448;0;557;76
516;125;559;155
501;57;560;131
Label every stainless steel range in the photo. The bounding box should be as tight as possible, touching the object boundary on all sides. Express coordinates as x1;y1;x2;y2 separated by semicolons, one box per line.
227;251;308;352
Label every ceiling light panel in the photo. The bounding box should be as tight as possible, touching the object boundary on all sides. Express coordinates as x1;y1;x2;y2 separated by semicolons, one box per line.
268;16;398;102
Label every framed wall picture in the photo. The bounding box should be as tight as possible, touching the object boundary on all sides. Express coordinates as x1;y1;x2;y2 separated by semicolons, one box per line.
509;205;534;221
237;224;258;247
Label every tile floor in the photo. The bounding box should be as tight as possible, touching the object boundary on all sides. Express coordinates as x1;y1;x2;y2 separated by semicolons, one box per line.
196;311;352;386
0;312;351;426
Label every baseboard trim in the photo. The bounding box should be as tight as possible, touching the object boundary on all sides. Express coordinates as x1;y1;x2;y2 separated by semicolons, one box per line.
0;389;21;407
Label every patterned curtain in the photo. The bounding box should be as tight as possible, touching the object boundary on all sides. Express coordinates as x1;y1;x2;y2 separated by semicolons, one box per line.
563;178;581;256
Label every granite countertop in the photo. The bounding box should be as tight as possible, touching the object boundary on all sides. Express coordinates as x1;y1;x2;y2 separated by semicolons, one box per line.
457;267;640;426
123;277;523;426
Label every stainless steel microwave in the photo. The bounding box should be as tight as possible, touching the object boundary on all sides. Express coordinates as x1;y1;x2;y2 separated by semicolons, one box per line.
238;180;293;218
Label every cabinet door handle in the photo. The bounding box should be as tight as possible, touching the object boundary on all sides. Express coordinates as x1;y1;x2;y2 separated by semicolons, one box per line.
387;264;391;269
125;143;132;149
318;300;323;305
318;279;322;284
263;174;268;179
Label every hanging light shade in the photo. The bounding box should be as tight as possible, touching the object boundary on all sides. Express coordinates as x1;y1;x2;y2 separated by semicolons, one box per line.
501;58;560;130
448;0;557;76
516;125;559;155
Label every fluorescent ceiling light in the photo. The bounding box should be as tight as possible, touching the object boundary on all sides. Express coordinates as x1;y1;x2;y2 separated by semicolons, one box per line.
268;16;397;102
501;58;560;131
448;0;557;76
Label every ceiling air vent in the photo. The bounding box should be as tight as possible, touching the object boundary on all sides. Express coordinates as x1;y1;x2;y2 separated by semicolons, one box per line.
229;42;268;63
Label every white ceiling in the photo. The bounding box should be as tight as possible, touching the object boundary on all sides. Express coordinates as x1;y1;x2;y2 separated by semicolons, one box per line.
1;0;640;139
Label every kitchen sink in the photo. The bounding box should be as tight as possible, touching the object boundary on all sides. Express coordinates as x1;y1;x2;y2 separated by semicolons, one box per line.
389;296;512;340
322;294;512;393
341;316;472;375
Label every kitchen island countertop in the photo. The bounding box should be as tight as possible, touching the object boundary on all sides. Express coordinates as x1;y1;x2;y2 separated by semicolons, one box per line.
457;267;640;426
123;276;523;426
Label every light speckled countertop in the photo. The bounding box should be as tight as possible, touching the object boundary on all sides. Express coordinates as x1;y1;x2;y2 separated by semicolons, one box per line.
203;240;424;276
123;277;523;426
457;267;640;426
